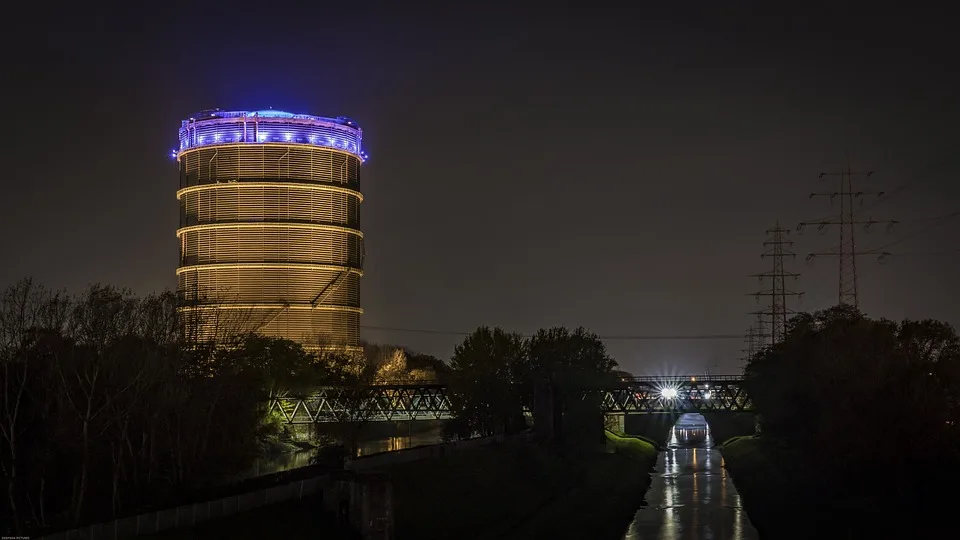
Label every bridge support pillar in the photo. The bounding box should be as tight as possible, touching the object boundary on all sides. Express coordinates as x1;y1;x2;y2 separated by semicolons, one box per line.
532;380;560;443
700;412;757;446
604;414;625;433
624;414;680;448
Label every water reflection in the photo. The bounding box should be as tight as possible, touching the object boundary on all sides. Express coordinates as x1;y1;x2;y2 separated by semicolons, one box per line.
622;413;758;539
235;450;315;481
235;424;446;480
355;428;443;457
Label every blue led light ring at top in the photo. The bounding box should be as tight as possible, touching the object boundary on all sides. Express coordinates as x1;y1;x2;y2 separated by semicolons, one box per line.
177;110;367;161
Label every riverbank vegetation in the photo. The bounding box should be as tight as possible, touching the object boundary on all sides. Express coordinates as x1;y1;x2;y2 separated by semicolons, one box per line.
722;305;960;536
0;278;439;536
1;277;641;538
605;430;657;462
443;326;621;441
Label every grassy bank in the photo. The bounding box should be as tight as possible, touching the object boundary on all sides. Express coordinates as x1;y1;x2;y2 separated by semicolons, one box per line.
605;430;658;460
719;436;792;536
386;435;656;539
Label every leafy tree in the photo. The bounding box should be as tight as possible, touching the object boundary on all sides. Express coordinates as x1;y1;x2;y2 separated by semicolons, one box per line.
361;343;440;382
745;306;960;504
526;327;618;388
526;327;618;444
405;350;452;382
445;327;527;440
217;335;325;399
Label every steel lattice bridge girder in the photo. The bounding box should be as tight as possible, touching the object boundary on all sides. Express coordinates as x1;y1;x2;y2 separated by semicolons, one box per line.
599;375;753;414
270;384;455;424
268;376;752;424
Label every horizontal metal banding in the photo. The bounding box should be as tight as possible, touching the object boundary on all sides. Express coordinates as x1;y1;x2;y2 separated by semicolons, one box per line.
177;222;363;237
179;268;360;305
176;263;363;276
178;113;362;159
179;226;363;267
180;307;361;347
179;183;360;229
180;304;363;313
176;182;363;203
178;146;361;189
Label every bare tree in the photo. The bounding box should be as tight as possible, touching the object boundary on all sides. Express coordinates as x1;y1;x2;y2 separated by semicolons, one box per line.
0;278;66;532
55;285;145;523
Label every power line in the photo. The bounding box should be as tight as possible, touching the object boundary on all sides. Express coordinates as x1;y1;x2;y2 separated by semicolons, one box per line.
359;325;743;340
796;153;959;226
863;209;960;257
858;155;959;214
879;248;960;260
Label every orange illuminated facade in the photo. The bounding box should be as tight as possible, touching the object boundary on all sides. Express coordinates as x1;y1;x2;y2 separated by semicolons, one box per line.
175;109;365;348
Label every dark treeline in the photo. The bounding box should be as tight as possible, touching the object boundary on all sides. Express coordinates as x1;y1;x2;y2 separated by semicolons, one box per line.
739;305;960;531
0;278;439;536
442;326;619;441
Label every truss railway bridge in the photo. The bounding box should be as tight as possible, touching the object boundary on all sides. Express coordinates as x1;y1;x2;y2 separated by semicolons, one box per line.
269;375;754;445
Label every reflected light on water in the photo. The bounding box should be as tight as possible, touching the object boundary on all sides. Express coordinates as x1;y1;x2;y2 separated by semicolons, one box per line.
691;448;699;532
356;427;445;457
622;413;758;539
356;435;412;457
734;492;743;538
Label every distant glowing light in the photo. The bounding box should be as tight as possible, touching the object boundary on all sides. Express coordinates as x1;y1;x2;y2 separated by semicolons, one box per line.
661;387;678;400
704;391;712;400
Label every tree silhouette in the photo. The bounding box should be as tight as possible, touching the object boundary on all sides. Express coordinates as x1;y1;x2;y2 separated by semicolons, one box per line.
745;306;960;504
445;327;527;440
526;327;617;445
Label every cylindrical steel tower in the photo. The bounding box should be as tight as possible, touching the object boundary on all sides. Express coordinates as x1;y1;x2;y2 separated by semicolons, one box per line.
175;109;367;349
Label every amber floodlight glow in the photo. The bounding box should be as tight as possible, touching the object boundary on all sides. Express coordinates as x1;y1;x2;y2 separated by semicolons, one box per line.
175;109;365;349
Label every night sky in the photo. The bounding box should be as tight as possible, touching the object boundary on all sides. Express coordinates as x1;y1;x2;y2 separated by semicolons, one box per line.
6;4;958;374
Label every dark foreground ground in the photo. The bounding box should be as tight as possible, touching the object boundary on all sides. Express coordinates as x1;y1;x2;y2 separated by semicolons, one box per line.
721;436;960;539
149;435;656;540
146;495;359;539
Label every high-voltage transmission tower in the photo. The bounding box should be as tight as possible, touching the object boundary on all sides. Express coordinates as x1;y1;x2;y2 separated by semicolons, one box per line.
799;166;898;309
739;313;770;371
749;223;804;347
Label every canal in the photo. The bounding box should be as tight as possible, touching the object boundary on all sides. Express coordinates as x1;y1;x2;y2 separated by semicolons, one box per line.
622;413;759;539
237;421;446;480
